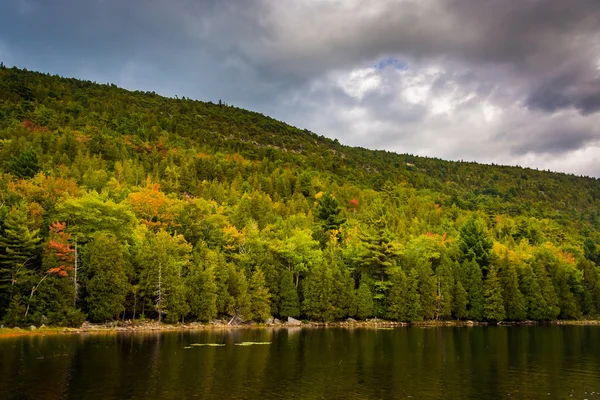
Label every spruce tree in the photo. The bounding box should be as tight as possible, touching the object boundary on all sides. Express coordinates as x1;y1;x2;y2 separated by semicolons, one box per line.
0;203;40;313
533;261;560;320
435;257;455;320
249;268;271;322
483;264;505;322
416;260;436;320
279;269;300;318
302;261;333;321
519;263;547;320
453;281;468;320
406;268;422;322
187;263;218;322
387;268;407;321
463;259;484;321
356;277;374;320
82;233;128;322
316;193;346;237
497;256;526;321
458;215;493;273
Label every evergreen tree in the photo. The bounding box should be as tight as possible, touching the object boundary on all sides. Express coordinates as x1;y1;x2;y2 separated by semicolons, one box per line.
435;257;455;320
9;148;40;178
82;233;128;322
453;281;468;320
186;256;218;322
249;268;271;322
302;261;333;321
331;262;356;319
387;268;407;321
462;259;484;321
555;265;582;319
406;268;422;322
279;269;300;318
497;256;526;321
483;264;505;322
518;263;548;320
356;277;374;320
416;261;436;320
315;193;346;238
459;215;493;273
533;261;560;320
0;203;40;313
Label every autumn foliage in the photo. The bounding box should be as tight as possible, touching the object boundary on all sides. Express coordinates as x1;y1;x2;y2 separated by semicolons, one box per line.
46;222;75;277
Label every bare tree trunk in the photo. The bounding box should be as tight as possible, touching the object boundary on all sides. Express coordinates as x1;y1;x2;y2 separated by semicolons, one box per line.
25;274;48;319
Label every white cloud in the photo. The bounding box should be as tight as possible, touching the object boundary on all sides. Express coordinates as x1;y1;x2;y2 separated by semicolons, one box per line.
336;67;382;99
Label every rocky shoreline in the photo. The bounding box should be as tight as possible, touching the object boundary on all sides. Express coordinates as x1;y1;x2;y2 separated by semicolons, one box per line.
1;317;599;338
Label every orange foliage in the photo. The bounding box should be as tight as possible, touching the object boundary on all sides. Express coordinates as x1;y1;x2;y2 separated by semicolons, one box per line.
9;175;80;204
46;221;75;277
127;183;181;229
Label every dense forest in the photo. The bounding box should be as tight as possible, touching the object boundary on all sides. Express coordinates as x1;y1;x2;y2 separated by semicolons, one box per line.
1;65;600;327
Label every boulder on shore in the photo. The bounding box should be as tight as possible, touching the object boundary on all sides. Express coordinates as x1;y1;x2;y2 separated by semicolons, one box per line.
287;317;302;326
29;325;37;331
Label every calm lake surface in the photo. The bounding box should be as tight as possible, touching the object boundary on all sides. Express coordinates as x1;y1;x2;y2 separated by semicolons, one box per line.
1;326;599;399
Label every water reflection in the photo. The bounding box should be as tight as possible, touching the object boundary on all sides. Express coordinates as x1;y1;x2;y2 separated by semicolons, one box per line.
1;326;599;399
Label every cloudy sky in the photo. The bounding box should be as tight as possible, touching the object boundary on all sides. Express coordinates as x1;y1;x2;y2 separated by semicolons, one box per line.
1;0;600;177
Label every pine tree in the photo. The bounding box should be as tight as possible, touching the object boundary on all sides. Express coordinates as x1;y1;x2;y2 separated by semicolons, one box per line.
453;281;468;320
518;263;547;320
483;264;505;322
279;269;300;318
315;193;346;238
458;215;493;273
533;261;560;320
0;203;40;313
302;261;333;321
249;268;271;322
416;261;436;320
555;265;582;319
82;233;128;322
497;256;526;321
462;259;484;321
330;262;356;319
187;260;218;322
435;257;454;320
356;277;374;320
387;268;407;321
406;268;422;322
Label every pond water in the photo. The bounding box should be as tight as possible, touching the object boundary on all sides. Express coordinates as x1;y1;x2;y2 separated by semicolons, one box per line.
1;326;599;399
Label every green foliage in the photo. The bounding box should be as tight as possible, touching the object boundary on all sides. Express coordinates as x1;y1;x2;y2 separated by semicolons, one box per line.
8;148;40;178
459;215;493;272
0;203;40;314
497;255;526;321
302;261;334;321
249;268;271;322
316;193;346;238
386;268;407;321
186;253;218;322
279;269;300;318
356;277;374;320
406;268;422;322
483;265;506;322
0;67;600;325
82;233;128;322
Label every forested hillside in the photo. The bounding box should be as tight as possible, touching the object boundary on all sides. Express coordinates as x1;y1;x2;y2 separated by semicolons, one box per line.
1;66;600;326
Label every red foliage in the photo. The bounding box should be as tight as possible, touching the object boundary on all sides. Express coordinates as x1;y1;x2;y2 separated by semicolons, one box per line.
46;221;75;277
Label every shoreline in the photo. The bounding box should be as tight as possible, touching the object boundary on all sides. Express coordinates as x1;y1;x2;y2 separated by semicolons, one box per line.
2;319;600;338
